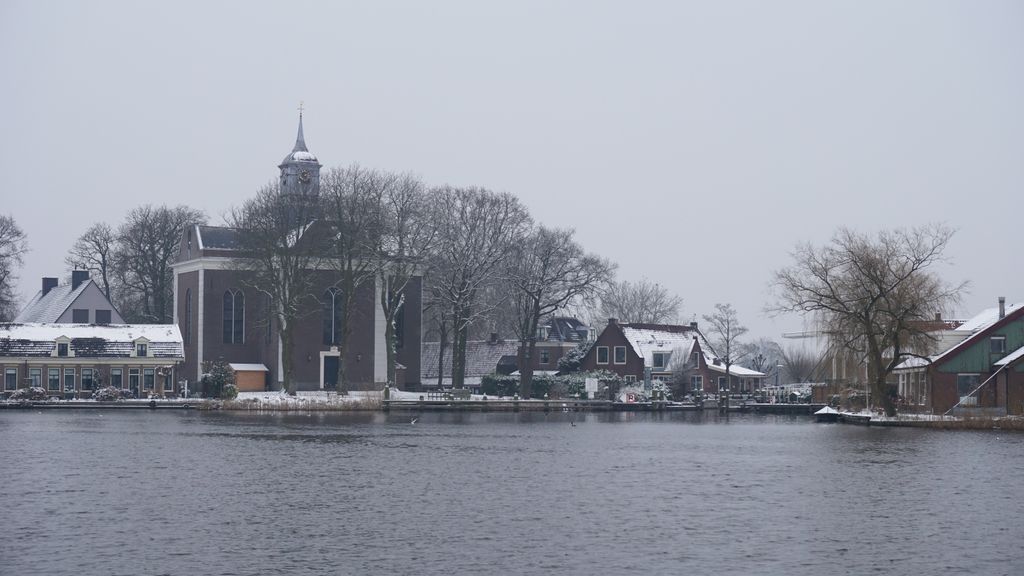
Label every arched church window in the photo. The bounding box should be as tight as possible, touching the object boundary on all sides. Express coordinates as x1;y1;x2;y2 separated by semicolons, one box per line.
223;290;245;344
323;288;344;345
184;289;192;345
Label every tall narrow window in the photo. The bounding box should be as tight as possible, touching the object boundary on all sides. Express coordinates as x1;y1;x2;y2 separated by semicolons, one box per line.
110;368;123;389
223;290;245;344
48;368;60;391
184;289;192;345
63;368;76;393
143;368;155;391
29;368;41;387
4;368;17;391
129;369;140;394
81;368;94;391
323;288;343;345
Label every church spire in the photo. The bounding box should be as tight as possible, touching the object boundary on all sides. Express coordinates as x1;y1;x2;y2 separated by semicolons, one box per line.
293;102;308;152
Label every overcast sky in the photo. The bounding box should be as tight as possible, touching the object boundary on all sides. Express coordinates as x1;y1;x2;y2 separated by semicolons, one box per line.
1;0;1021;340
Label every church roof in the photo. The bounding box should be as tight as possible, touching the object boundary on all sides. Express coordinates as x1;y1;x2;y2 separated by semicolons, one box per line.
281;113;319;165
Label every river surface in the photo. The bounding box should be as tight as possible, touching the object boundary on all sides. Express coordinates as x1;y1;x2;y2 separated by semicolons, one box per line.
0;409;1021;576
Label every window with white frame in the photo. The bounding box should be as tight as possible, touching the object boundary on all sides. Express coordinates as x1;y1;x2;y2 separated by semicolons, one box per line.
110;368;123;389
81;368;94;391
691;375;703;391
614;346;627;364
4;368;17;391
653;352;667;369
48;368;60;391
163;372;173;392
57;342;69;357
63;368;75;392
135;342;148;357
143;368;155;391
624;375;637;383
129;369;140;393
991;336;1006;354
597;346;609;364
29;368;41;388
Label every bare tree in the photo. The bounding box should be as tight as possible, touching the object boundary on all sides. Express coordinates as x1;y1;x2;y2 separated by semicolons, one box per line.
320;166;387;392
0;215;28;321
771;224;965;415
506;225;615;398
780;345;825;384
702;303;749;396
376;172;436;387
229;183;324;394
599;279;681;324
430;186;531;388
116;205;206;322
65;223;116;300
741;337;784;385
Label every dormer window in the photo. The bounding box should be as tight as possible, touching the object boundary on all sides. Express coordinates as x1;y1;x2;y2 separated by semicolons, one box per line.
53;337;73;358
136;343;148;357
653;352;668;369
991;336;1006;354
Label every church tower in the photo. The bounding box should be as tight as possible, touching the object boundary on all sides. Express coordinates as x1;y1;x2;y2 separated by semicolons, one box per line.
279;108;322;205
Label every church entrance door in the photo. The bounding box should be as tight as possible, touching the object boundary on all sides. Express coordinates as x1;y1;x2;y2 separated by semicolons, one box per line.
323;356;340;389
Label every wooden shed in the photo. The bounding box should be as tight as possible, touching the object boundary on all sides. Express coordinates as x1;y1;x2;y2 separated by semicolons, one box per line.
230;363;269;392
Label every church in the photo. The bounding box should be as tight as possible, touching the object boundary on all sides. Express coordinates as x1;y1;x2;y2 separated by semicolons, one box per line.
171;114;422;392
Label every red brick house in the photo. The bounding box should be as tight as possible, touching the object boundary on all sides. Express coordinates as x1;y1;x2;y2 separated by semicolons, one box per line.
580;319;765;394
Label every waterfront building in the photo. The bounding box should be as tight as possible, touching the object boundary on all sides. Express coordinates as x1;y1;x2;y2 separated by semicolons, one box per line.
894;297;1024;415
171;114;422;392
0;323;183;398
580;318;765;394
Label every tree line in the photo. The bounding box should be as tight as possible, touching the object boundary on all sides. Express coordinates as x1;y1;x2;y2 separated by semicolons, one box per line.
2;170;962;408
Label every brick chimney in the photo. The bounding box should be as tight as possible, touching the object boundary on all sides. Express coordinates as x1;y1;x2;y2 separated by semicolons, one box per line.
71;270;89;290
488;332;499;344
42;277;58;296
999;296;1006;319
607;318;618;326
689;321;698;330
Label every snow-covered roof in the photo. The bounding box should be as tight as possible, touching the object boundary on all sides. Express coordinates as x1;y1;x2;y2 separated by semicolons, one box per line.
620;325;699;367
894;356;932;371
704;355;765;378
15;280;93;323
285;150;318;162
930;302;1023;365
229;363;269;372
994;345;1024;367
0;323;183;358
954;303;1023;333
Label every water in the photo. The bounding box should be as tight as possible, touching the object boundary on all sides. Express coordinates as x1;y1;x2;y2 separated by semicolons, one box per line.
1;410;1021;576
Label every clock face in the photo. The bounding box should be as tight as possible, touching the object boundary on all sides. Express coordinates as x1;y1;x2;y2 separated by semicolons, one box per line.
299;170;311;183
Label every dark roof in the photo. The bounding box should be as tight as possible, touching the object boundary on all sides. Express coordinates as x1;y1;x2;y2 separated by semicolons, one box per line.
421;339;519;380
542;316;590;342
14;280;93;323
197;226;242;250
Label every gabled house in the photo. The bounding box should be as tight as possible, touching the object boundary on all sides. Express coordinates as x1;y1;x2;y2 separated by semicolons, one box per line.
0;323;183;398
519;316;592;373
15;271;123;325
421;333;518;390
579;318;765;393
896;297;1024;415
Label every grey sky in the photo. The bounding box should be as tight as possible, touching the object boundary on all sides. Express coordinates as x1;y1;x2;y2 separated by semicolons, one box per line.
2;0;1021;340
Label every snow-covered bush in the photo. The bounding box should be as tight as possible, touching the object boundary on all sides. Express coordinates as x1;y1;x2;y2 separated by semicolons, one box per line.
201;360;236;398
221;384;238;400
92;386;131;401
9;387;47;401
